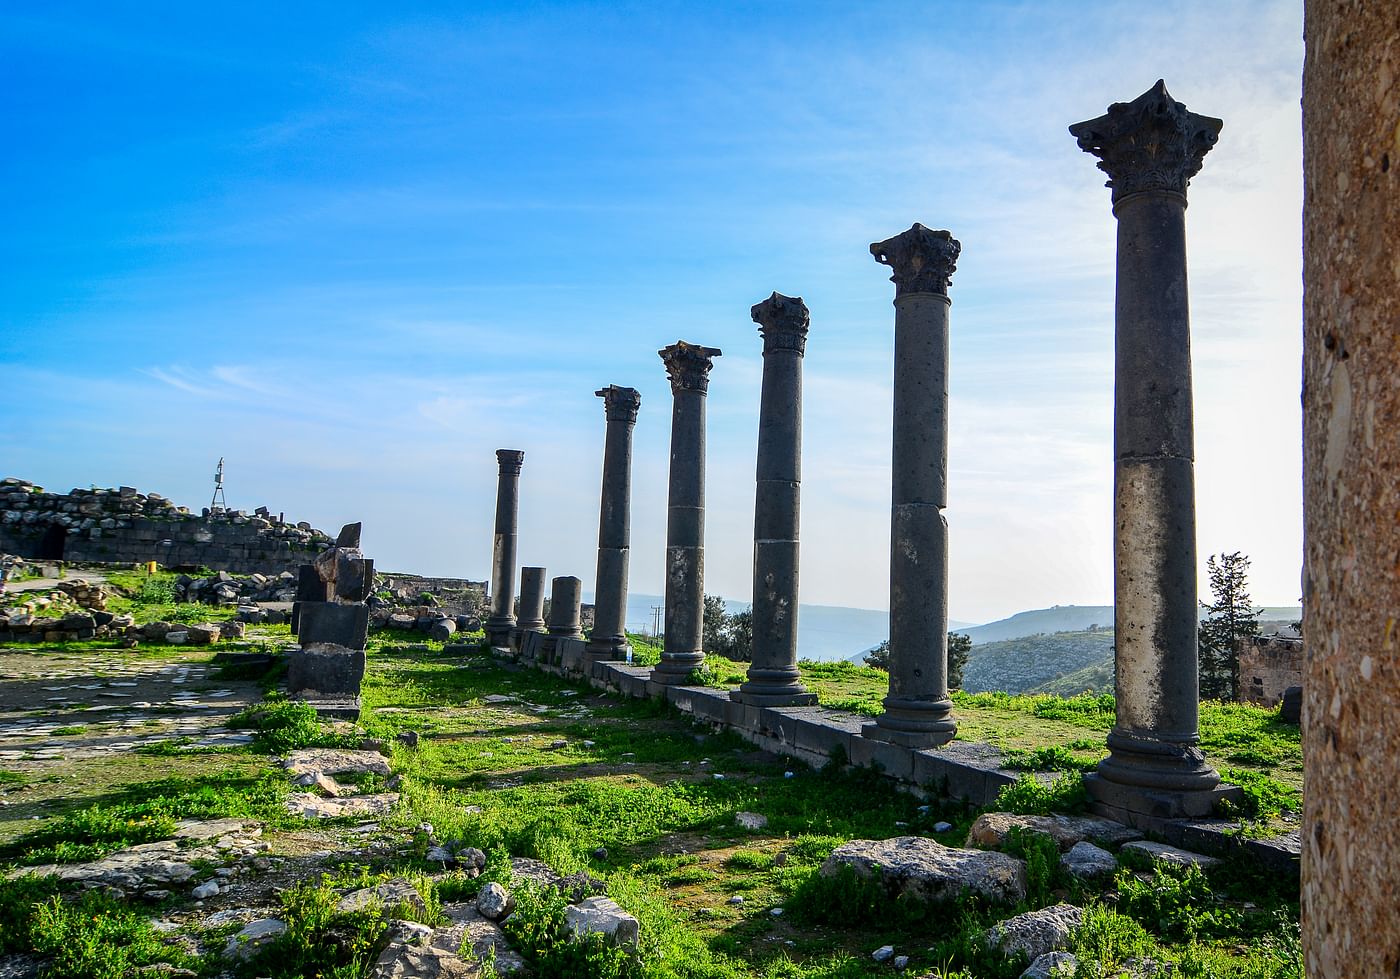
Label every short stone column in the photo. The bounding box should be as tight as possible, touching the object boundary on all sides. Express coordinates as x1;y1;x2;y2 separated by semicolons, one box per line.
586;385;641;662
1071;80;1236;819
863;223;960;748
652;341;722;685
548;576;583;639
484;449;524;648
735;293;817;707
517;567;547;633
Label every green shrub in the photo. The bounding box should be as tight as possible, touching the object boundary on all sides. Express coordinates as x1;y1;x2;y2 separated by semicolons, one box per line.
501;881;635;979
230;699;357;754
994;773;1089;816
1115;863;1241;942
29;889;200;978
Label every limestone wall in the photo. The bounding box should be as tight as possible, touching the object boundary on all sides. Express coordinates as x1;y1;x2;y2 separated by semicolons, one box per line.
0;478;332;575
1237;636;1304;708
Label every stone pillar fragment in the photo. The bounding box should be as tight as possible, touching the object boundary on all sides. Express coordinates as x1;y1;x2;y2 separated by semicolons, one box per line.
863;224;960;747
735;293;817;706
652;341;722;685
1300;5;1400;973
586;385;641;662
484;449;524;648
1070;81;1237;820
548;576;583;639
517;567;547;633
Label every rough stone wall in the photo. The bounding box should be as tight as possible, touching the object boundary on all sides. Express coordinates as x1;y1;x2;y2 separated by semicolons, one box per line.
1236;636;1304;708
0;478;332;575
1301;3;1400;975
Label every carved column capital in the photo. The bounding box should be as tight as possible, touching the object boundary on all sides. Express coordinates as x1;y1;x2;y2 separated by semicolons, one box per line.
751;292;810;354
1069;79;1222;206
659;341;722;394
870;224;961;298
495;449;524;475
596;384;641;424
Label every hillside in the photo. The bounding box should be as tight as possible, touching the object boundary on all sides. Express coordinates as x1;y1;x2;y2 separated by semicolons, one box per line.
960;629;1116;694
963;606;1113;645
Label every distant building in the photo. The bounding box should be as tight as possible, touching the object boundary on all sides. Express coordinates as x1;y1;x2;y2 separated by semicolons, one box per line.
1237;630;1304;707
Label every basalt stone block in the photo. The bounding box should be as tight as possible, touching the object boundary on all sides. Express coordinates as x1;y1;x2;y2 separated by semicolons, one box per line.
288;643;366;700
297;603;369;651
334;554;374;602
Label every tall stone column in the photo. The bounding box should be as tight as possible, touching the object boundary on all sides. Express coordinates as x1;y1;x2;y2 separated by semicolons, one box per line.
863;224;960;747
518;567;547;633
1071;81;1236;820
484;449;524;648
652;341;722;685
586;385;641;662
735;293;817;707
1300;5;1400;972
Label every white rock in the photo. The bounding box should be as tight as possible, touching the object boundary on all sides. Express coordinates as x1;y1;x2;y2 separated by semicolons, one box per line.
1061;841;1119;880
224;917;287;960
1120;840;1220;869
565;897;640;947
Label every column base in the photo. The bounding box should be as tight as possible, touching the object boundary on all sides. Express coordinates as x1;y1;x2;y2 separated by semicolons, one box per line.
1085;773;1243;823
584;637;630;663
862;695;957;748
651;652;704;685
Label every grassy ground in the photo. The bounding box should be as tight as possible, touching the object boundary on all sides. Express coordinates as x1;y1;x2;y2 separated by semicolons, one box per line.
0;577;1303;978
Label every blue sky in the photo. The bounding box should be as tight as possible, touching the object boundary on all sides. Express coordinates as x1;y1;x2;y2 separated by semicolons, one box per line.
0;2;1304;623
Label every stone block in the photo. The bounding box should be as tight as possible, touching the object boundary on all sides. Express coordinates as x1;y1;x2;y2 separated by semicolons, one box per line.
288;643;367;699
297;603;369;651
850;735;916;782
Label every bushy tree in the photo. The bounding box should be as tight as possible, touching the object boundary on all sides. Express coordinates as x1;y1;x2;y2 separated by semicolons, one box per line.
865;633;971;689
1198;551;1261;701
702;595;752;661
947;632;972;690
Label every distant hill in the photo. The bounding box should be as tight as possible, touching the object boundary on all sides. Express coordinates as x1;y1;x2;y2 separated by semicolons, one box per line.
964;604;1302;646
961;630;1116;694
964;607;1114;645
1027;657;1116;697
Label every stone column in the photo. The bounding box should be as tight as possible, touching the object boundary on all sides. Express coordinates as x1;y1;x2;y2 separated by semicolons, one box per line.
586;385;641;662
1071;81;1236;819
652;341;722;685
484;449;524;648
735;293;817;707
518;566;547;633
863;224;960;747
548;576;583;639
1300;6;1400;972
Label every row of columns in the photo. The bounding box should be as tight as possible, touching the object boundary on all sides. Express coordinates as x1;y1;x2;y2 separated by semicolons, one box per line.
481;79;1234;819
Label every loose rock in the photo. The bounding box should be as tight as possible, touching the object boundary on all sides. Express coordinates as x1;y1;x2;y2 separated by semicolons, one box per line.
822;836;1027;905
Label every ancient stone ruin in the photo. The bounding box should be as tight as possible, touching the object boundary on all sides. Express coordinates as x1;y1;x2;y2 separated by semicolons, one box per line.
0;477;332;573
288;522;374;717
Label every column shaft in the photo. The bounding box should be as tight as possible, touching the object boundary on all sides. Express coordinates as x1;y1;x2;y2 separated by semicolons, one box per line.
587;386;640;661
654;341;721;684
1071;80;1235;820
737;293;816;706
485;449;524;648
864;225;960;747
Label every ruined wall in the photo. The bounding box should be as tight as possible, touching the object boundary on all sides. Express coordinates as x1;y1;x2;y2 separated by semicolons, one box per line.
0;478;333;575
1301;2;1400;974
1237;636;1304;708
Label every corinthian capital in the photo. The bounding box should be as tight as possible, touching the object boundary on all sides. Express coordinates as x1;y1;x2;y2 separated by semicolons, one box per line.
870;224;961;298
596;384;641;424
659;341;722;394
751;292;810;354
1069;79;1223;205
495;449;524;475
